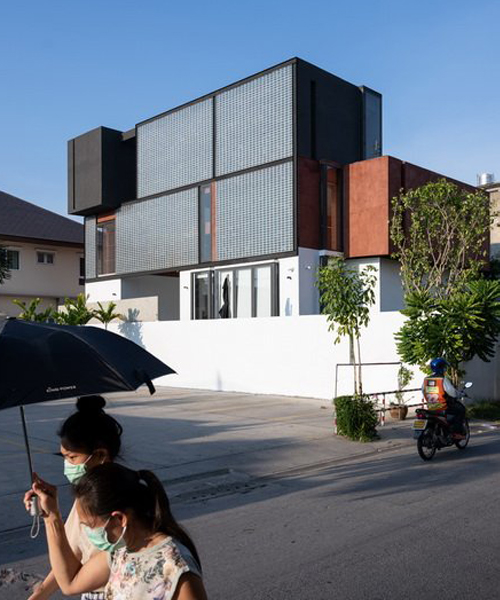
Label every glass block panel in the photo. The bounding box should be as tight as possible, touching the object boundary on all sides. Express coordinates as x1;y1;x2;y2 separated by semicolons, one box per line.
216;65;293;176
116;189;198;274
85;216;96;279
216;161;293;261
137;99;213;197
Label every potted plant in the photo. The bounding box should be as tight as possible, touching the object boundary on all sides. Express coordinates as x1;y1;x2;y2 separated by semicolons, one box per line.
389;365;413;420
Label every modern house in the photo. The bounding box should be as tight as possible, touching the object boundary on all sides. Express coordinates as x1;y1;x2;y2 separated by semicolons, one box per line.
68;58;492;399
0;190;84;317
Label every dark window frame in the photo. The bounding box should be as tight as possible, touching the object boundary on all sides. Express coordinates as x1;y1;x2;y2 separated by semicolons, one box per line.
191;270;214;320
96;214;116;276
6;249;20;270
213;262;279;319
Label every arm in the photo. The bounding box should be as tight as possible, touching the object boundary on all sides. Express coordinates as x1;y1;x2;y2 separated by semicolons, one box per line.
27;571;59;600
32;477;110;595
172;573;208;600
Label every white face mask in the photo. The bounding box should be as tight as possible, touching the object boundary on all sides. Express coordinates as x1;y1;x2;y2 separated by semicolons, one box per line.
63;454;92;484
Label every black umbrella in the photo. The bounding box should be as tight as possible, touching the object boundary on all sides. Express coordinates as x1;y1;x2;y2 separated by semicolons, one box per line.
0;318;175;495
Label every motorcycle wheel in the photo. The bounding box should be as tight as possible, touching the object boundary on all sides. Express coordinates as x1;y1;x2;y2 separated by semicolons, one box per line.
455;418;470;450
417;428;436;461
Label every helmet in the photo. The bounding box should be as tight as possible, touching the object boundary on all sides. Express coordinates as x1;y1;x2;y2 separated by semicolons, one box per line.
430;357;447;376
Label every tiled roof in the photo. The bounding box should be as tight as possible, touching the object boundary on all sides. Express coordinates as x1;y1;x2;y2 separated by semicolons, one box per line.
0;190;83;245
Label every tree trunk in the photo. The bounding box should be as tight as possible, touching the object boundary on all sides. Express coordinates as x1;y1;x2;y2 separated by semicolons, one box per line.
356;335;363;396
349;334;358;396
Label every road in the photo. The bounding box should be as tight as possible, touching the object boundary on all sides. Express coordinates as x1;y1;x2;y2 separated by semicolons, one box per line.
1;389;499;599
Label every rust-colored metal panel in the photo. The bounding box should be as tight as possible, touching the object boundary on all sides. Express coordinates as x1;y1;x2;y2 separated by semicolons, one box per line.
347;156;395;257
297;157;321;249
347;156;482;259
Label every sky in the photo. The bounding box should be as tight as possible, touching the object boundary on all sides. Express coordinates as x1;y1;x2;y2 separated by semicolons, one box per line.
1;0;499;219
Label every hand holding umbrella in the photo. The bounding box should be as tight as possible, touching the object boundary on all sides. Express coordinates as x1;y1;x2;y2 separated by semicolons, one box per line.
24;473;59;520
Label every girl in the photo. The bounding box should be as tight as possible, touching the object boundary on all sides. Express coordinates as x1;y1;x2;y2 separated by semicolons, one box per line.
30;463;207;600
24;396;123;600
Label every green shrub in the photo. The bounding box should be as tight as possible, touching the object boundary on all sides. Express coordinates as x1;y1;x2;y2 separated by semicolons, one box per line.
334;395;379;442
467;400;500;421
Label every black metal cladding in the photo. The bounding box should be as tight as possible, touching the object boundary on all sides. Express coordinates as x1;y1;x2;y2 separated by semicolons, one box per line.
68;127;136;216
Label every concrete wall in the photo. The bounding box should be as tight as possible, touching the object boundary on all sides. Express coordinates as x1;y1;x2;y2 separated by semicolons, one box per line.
0;241;83;316
107;308;498;401
122;275;179;321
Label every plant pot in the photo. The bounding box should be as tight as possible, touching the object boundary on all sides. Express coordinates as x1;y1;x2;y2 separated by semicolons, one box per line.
389;405;408;420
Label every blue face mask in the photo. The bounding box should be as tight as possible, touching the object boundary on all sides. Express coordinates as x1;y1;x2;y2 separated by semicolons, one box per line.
84;517;127;553
64;454;92;484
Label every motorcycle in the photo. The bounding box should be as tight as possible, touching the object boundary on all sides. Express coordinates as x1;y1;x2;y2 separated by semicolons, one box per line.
412;382;472;461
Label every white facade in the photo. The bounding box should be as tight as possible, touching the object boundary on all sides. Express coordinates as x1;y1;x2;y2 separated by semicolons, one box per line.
0;241;83;316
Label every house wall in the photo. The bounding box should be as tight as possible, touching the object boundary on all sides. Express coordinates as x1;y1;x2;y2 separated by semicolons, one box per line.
0;241;83;315
122;275;179;321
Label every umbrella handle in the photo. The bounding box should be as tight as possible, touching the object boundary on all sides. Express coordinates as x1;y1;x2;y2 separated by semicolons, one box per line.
20;406;35;482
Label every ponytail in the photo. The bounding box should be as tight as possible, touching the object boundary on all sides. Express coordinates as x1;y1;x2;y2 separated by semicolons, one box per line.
138;470;201;569
75;463;201;570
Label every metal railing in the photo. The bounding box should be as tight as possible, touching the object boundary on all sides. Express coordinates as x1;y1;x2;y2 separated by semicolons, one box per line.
333;387;423;434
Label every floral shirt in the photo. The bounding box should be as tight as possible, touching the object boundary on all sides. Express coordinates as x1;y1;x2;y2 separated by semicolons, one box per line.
105;537;201;600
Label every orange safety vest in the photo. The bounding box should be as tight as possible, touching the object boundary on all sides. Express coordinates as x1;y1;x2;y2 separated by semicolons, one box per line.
423;377;448;412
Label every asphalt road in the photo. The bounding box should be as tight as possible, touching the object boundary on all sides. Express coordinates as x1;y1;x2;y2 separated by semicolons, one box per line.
1;389;499;599
190;430;500;600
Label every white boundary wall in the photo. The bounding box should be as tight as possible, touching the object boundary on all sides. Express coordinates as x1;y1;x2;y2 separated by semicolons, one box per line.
108;312;429;400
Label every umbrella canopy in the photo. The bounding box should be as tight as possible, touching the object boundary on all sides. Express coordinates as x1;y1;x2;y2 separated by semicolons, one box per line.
0;318;175;410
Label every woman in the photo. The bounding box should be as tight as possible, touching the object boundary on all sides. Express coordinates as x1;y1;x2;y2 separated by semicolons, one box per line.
24;396;123;600
30;463;207;600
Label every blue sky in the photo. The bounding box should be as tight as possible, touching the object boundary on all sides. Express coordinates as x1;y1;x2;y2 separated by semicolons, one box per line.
1;0;499;218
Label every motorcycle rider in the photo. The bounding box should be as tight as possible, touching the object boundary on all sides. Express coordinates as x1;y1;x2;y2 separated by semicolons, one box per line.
422;357;466;440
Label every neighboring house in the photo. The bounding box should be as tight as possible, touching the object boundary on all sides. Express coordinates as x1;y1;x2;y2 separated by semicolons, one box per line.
68;58;490;399
478;174;500;257
0;190;84;317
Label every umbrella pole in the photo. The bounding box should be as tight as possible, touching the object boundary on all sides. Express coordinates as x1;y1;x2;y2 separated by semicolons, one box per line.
19;405;35;483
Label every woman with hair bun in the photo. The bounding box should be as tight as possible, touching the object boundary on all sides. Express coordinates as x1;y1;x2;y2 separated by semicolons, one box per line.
24;396;123;600
28;463;207;600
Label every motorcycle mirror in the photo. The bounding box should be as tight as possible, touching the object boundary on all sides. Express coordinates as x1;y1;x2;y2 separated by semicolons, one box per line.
465;382;473;389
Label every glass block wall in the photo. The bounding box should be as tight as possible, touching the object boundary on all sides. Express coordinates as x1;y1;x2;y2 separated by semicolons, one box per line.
137;99;213;198
84;216;96;279
215;65;293;177
115;189;198;274
216;161;293;261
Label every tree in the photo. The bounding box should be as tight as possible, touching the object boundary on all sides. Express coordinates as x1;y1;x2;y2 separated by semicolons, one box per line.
391;179;492;298
13;298;55;322
55;293;96;325
0;246;10;284
93;301;123;329
395;281;500;385
391;180;500;384
316;257;377;395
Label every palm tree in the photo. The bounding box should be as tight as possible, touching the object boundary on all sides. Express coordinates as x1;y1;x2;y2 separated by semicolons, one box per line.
93;301;123;329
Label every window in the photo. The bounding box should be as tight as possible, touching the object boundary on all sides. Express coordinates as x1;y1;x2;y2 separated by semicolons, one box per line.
97;214;116;275
6;250;19;270
192;264;278;320
217;270;233;318
79;257;85;286
321;165;342;251
193;271;213;319
199;184;214;263
362;87;382;160
235;268;252;318
37;251;55;265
